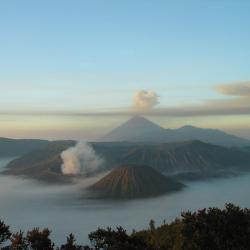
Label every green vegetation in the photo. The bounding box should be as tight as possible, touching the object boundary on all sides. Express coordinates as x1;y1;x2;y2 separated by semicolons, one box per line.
135;203;250;250
1;204;250;249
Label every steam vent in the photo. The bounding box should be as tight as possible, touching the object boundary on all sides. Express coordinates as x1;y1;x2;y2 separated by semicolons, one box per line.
90;164;184;199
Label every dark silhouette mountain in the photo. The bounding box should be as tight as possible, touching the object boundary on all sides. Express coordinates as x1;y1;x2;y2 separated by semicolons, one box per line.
101;116;164;142
175;125;250;147
0;137;49;157
90;164;184;199
101;116;250;147
4;140;250;183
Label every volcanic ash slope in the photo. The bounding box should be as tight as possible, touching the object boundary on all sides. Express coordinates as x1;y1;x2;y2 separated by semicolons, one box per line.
90;164;184;199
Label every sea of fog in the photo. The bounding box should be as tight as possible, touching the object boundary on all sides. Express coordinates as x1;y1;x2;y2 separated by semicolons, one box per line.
0;157;250;245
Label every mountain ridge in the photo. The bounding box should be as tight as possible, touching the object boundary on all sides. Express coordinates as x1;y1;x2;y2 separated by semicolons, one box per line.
4;140;250;183
0;137;49;157
101;116;250;147
101;116;164;142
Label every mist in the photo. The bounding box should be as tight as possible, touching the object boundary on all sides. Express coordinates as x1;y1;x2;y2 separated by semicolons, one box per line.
1;157;250;245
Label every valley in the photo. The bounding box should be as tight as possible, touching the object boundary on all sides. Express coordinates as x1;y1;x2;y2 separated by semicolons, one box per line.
2;117;250;193
1;156;250;245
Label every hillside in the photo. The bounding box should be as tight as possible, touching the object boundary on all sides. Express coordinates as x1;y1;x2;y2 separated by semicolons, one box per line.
112;140;250;173
0;137;49;157
4;140;250;183
101;116;250;147
4;140;75;183
242;146;250;153
90;164;184;199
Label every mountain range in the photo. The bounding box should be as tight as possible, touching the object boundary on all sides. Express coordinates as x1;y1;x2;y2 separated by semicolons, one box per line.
2;116;250;185
4;140;250;182
103;140;250;173
101;116;250;147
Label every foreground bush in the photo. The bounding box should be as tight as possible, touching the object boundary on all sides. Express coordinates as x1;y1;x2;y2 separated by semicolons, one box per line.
135;203;250;250
1;203;250;249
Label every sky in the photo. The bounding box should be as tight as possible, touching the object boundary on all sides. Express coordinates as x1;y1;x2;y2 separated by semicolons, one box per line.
0;0;250;140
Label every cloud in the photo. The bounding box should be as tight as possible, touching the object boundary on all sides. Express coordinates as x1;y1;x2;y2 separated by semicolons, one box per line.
216;81;250;96
132;90;159;112
1;82;250;118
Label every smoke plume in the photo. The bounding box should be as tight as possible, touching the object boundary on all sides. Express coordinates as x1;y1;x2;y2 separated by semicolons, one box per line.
132;90;159;112
61;142;103;175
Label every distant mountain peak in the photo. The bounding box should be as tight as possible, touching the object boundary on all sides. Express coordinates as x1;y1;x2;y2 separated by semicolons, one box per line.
127;115;146;121
101;116;164;142
122;115;162;127
180;125;196;129
100;116;250;147
122;116;163;130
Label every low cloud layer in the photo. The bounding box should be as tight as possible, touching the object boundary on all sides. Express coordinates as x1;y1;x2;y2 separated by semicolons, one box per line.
2;81;250;118
216;81;250;96
132;90;159;112
61;142;104;175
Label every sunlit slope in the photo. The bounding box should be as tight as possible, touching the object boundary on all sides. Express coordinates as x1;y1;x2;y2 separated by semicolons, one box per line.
90;164;184;199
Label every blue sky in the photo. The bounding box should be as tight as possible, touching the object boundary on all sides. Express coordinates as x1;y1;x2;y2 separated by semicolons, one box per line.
0;0;250;139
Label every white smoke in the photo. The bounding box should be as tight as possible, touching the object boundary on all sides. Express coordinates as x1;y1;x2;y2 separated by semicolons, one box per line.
132;90;159;111
61;142;104;175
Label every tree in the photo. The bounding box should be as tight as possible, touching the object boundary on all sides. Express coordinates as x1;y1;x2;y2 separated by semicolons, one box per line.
59;233;82;250
149;219;155;231
1;203;250;250
0;220;11;246
9;231;28;250
180;203;250;250
26;228;54;250
88;226;151;250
